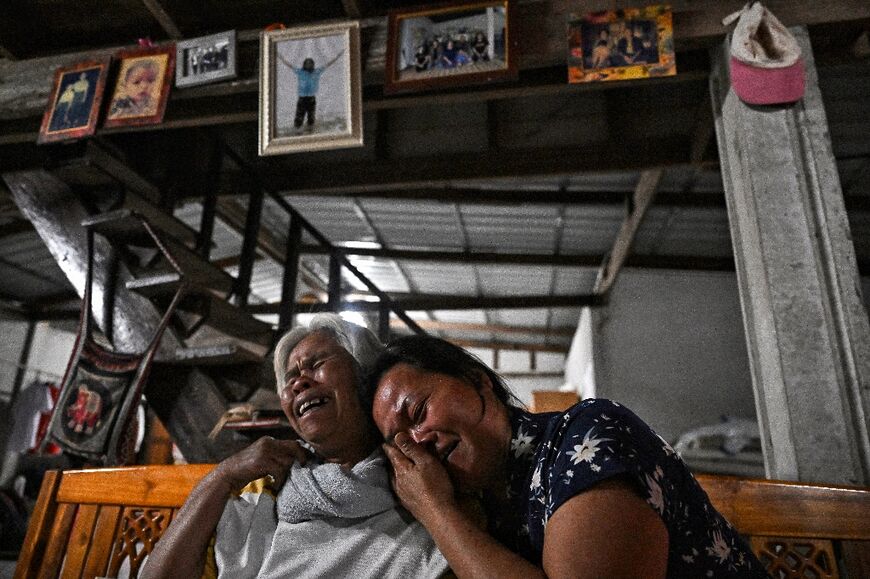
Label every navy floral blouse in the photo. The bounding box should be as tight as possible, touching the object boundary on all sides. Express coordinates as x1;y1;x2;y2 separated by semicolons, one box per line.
486;399;769;577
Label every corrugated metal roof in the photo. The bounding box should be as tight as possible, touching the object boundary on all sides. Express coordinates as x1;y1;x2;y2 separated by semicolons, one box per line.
0;230;72;301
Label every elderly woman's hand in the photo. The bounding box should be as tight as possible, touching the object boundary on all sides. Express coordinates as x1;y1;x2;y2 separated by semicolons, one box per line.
214;435;309;492
383;432;457;523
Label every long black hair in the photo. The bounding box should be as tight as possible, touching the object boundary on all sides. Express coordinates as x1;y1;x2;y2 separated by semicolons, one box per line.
367;335;523;409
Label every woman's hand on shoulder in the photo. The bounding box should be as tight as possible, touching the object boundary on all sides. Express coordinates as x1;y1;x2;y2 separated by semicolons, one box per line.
383;432;457;523
214;436;309;492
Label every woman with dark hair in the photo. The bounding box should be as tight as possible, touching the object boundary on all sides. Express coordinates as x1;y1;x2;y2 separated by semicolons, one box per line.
471;32;489;62
369;335;768;578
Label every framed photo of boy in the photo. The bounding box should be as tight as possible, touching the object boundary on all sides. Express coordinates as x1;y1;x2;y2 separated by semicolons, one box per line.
176;30;237;88
38;59;110;144
567;4;676;84
384;0;517;95
259;21;363;156
103;45;175;129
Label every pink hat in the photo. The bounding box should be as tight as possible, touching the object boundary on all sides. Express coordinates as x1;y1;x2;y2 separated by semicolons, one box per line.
724;2;805;105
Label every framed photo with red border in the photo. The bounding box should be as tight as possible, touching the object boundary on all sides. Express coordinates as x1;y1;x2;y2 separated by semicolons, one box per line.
384;0;517;95
103;44;175;128
38;59;110;144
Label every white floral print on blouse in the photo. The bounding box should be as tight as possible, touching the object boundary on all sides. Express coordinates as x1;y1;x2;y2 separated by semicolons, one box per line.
488;399;770;578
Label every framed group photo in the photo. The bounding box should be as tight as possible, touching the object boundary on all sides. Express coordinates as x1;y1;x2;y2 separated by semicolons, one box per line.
567;4;676;84
259;21;363;156
385;0;517;94
103;45;175;128
38;59;110;144
176;30;237;88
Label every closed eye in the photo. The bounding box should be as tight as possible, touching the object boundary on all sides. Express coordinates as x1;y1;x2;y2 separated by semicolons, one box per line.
413;397;428;424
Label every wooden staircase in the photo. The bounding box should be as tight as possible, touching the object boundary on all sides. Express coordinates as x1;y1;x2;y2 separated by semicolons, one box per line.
82;208;274;364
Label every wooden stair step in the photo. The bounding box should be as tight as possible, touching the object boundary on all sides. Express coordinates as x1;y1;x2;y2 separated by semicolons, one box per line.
126;273;233;299
172;343;265;365
86;209;234;296
82;208;161;247
173;291;274;341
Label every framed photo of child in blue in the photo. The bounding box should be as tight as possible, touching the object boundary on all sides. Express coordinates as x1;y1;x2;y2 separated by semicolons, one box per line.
38;59;110;144
103;44;175;129
259;21;363;156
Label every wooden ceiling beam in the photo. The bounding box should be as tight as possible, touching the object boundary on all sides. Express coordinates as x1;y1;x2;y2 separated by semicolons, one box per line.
4;1;868;122
341;0;363;19
594;169;664;295
306;244;742;270
141;0;183;40
448;338;568;354
249;136;701;195
247;293;603;315
389;318;576;337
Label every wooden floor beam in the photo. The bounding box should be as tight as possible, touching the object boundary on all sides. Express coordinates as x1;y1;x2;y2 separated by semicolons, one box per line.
390;318;576;337
247;293;604;315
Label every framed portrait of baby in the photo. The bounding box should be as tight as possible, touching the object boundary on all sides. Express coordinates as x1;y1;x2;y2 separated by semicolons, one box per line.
259;21;363;156
103;45;175;128
38;59;111;144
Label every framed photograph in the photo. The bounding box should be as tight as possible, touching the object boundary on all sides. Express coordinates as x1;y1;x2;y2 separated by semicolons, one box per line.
176;30;237;88
259;21;362;156
103;45;175;128
385;1;517;94
567;4;676;84
38;59;110;144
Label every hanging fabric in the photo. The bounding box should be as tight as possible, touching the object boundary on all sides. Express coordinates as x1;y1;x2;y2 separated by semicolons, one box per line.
42;217;185;465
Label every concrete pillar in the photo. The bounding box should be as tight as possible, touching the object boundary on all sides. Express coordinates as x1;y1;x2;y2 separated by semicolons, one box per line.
711;28;870;485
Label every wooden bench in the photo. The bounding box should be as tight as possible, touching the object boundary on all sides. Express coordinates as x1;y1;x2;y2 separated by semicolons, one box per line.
13;466;870;578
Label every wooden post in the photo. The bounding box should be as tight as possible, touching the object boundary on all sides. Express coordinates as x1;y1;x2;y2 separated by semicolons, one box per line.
196;138;223;261
278;213;302;332
378;302;390;342
327;254;342;312
233;187;264;308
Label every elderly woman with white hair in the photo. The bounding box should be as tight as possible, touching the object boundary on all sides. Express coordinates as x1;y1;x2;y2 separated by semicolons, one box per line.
144;314;447;579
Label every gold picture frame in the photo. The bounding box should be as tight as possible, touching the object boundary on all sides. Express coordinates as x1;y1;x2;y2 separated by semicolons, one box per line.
259;21;363;156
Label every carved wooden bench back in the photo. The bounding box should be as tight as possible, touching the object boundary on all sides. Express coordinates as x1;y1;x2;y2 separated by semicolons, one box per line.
14;466;870;578
14;465;212;579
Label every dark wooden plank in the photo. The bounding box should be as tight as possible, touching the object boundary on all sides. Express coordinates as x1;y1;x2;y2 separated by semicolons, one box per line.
233;187;264;308
141;0;182;39
450;339;569;354
391;319;575;337
248;293;605;314
251;137;697;195
35;502;76;579
14;470;61;579
841;540;870;578
279;214;302;332
2;1;868;120
82;505;122;579
58;503;99;578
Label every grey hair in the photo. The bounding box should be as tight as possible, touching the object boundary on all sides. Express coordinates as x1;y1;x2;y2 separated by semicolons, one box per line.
272;313;383;395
